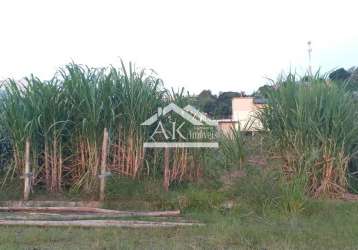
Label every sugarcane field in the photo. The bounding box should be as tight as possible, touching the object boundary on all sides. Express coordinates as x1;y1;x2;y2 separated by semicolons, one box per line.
0;0;358;249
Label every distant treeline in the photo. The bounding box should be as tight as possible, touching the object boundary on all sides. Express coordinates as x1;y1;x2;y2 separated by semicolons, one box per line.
195;67;358;119
193;90;247;119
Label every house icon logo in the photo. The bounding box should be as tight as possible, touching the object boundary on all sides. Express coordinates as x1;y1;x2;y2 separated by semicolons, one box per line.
141;103;219;148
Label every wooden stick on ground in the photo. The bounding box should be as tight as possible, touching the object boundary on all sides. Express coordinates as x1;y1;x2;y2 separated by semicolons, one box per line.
0;207;181;217
0;219;204;228
0;211;184;221
0;200;101;208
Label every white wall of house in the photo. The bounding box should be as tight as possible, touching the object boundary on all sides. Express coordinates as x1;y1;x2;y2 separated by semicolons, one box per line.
232;97;263;131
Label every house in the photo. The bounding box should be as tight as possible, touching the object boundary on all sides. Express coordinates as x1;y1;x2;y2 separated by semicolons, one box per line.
232;97;266;131
217;97;266;133
217;119;237;134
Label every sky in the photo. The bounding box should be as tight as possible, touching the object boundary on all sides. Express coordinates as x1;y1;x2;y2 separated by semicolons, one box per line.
0;0;357;95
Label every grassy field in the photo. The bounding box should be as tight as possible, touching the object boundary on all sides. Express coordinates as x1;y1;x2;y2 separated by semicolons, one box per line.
0;166;357;250
0;200;357;249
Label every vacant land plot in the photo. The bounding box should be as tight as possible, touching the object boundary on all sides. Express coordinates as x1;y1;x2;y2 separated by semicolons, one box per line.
0;200;357;249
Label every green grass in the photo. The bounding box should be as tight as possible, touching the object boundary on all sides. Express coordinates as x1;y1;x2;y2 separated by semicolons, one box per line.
0;175;357;249
0;200;357;249
0;164;357;249
0;133;356;249
104;176;227;211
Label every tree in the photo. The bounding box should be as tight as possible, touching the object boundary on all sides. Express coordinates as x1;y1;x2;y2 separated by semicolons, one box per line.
329;68;351;81
329;67;358;91
215;91;242;118
254;85;273;98
195;90;217;117
194;90;243;119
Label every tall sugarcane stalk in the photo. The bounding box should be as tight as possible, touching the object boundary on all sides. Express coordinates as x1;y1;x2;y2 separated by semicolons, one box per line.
258;73;358;197
0;61;202;195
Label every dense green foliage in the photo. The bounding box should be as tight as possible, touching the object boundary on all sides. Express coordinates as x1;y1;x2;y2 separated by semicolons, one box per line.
194;90;245;118
0;62;170;193
258;73;358;196
0;62;245;196
328;67;358;92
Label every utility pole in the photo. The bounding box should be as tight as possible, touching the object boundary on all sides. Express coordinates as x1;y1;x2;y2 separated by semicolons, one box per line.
307;41;312;76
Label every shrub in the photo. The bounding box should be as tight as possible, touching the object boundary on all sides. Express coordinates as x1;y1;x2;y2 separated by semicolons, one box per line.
232;165;306;215
218;127;245;169
258;74;358;197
